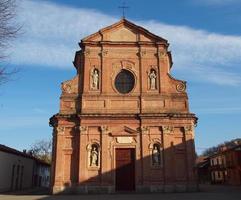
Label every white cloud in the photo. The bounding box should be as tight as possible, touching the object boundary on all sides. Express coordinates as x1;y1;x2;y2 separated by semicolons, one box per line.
191;0;240;6
193;106;241;114
9;0;241;86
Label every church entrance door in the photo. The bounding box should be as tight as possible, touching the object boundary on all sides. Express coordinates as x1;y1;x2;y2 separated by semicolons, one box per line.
115;148;135;191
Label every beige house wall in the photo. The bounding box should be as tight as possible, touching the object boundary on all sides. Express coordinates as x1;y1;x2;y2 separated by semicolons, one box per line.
0;151;34;192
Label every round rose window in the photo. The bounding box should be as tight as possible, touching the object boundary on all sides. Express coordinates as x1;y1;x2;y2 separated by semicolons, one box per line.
114;69;135;94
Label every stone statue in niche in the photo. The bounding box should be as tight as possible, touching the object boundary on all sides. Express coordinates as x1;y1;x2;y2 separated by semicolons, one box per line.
149;69;157;90
152;144;161;166
91;69;99;90
90;145;98;167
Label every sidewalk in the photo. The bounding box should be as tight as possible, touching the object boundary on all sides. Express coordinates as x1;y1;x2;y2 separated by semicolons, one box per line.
0;185;240;200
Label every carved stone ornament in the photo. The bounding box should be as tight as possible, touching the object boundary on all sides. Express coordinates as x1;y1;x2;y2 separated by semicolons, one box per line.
176;82;186;92
148;70;157;90
101;49;108;57
100;125;109;133
157;50;166;58
79;126;87;132
138;50;147;57
116;137;133;144
57;127;65;134
184;125;193;134
90;145;99;167
84;49;90;56
141;126;150;133
152;144;161;166
162;126;173;134
62;83;72;94
90;68;99;90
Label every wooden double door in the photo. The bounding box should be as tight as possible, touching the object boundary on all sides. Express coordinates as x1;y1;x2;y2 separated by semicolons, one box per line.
115;148;135;191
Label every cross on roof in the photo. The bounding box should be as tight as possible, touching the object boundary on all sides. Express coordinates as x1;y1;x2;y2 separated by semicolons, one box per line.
118;2;129;19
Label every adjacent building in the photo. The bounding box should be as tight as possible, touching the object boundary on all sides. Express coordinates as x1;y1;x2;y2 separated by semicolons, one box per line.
209;143;241;185
0;144;50;193
196;156;210;184
50;18;198;194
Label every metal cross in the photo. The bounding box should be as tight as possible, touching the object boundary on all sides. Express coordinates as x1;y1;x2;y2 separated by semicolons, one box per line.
118;2;129;19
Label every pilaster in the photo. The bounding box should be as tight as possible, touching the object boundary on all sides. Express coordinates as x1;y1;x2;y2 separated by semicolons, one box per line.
100;125;110;185
78;126;88;183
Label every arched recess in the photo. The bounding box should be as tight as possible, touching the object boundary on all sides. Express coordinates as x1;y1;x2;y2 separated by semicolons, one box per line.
146;66;159;91
86;142;101;170
89;66;101;91
148;141;163;168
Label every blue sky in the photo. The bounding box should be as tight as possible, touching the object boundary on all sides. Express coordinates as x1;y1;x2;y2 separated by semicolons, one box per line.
0;0;241;154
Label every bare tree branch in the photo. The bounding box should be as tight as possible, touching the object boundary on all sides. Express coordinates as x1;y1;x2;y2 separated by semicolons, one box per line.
28;139;52;164
0;0;21;85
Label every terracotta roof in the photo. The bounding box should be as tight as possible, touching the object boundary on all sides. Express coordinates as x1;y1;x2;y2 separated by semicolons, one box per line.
209;143;241;158
196;156;208;164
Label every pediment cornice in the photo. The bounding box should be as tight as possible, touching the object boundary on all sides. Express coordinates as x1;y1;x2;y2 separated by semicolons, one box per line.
81;18;168;45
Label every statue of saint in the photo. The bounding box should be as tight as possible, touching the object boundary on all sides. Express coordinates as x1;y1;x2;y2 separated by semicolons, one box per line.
152;145;160;165
90;146;98;166
149;70;157;90
91;69;99;90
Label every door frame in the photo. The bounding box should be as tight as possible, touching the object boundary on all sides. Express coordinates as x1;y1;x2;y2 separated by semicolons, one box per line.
114;146;136;191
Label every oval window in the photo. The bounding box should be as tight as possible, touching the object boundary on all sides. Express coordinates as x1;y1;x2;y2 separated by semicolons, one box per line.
114;69;135;94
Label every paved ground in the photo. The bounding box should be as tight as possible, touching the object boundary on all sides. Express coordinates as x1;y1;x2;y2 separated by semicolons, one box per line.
0;185;241;200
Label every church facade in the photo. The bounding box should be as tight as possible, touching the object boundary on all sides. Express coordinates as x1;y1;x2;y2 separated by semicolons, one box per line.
49;19;198;194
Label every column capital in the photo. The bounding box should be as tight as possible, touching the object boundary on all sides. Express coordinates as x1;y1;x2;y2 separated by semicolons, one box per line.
140;126;150;134
100;125;109;133
184;125;193;134
162;125;173;134
79;126;88;133
56;126;65;135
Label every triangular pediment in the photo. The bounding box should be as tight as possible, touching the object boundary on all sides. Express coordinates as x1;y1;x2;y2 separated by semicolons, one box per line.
82;18;167;43
110;126;138;137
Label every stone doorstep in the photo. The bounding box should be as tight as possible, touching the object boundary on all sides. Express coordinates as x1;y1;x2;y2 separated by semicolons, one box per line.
53;184;199;194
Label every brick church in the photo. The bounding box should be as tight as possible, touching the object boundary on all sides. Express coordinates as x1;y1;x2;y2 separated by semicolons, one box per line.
49;18;198;193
